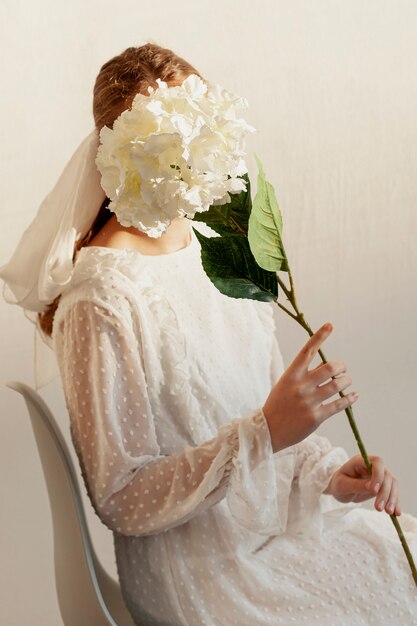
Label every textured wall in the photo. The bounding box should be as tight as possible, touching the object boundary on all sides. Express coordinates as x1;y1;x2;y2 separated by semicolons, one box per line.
1;1;416;624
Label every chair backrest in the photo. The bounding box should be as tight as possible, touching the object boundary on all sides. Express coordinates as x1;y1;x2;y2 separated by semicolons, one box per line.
6;381;137;626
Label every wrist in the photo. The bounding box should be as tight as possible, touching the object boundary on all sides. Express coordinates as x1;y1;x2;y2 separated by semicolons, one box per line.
323;470;337;496
261;405;281;454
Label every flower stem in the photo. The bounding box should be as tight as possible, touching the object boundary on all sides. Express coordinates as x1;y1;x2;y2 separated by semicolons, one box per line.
276;301;299;322
275;269;417;587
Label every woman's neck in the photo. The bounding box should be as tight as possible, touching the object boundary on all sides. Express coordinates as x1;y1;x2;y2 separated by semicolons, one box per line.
85;212;193;255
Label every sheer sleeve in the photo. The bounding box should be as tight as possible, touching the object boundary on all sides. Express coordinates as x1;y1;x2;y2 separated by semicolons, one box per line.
292;433;350;511
52;296;282;538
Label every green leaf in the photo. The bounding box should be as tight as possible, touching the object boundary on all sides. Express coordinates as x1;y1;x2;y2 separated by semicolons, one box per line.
192;205;235;236
192;173;252;236
226;171;252;233
248;154;289;272
192;227;278;302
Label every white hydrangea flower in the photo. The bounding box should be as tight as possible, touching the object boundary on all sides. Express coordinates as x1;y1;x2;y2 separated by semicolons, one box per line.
95;73;257;237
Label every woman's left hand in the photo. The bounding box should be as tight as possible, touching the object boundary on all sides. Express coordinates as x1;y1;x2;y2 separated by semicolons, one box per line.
323;454;402;516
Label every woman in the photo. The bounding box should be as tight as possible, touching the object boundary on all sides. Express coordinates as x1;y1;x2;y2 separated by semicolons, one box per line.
5;43;417;625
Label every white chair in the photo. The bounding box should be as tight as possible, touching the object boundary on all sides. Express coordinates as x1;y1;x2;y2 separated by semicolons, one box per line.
6;381;138;626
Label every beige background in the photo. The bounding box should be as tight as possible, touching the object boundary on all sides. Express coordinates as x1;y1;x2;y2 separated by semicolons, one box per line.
1;1;416;624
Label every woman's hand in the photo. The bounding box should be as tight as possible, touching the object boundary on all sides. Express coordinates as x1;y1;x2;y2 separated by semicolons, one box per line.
323;454;402;516
263;322;359;453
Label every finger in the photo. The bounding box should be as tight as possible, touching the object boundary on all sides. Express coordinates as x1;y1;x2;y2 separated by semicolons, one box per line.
346;455;374;478
384;477;399;515
375;471;391;512
290;323;333;375
314;374;353;404
316;391;359;422
367;456;385;494
345;477;375;498
308;359;347;386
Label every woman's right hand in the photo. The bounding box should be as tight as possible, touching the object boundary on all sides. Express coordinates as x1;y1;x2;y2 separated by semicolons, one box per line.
262;322;359;454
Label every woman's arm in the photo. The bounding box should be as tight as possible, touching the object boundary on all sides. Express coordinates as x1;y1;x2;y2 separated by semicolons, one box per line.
53;297;283;537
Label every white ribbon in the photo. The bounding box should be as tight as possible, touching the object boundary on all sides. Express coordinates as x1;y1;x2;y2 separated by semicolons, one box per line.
0;130;106;388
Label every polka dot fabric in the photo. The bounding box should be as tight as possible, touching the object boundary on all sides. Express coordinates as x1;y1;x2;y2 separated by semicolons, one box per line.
52;221;417;625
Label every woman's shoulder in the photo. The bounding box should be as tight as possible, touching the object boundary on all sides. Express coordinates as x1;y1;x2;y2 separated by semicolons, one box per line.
54;247;144;326
68;244;152;291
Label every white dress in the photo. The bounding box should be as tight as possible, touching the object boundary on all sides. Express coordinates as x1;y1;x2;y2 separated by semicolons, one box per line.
52;221;417;626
